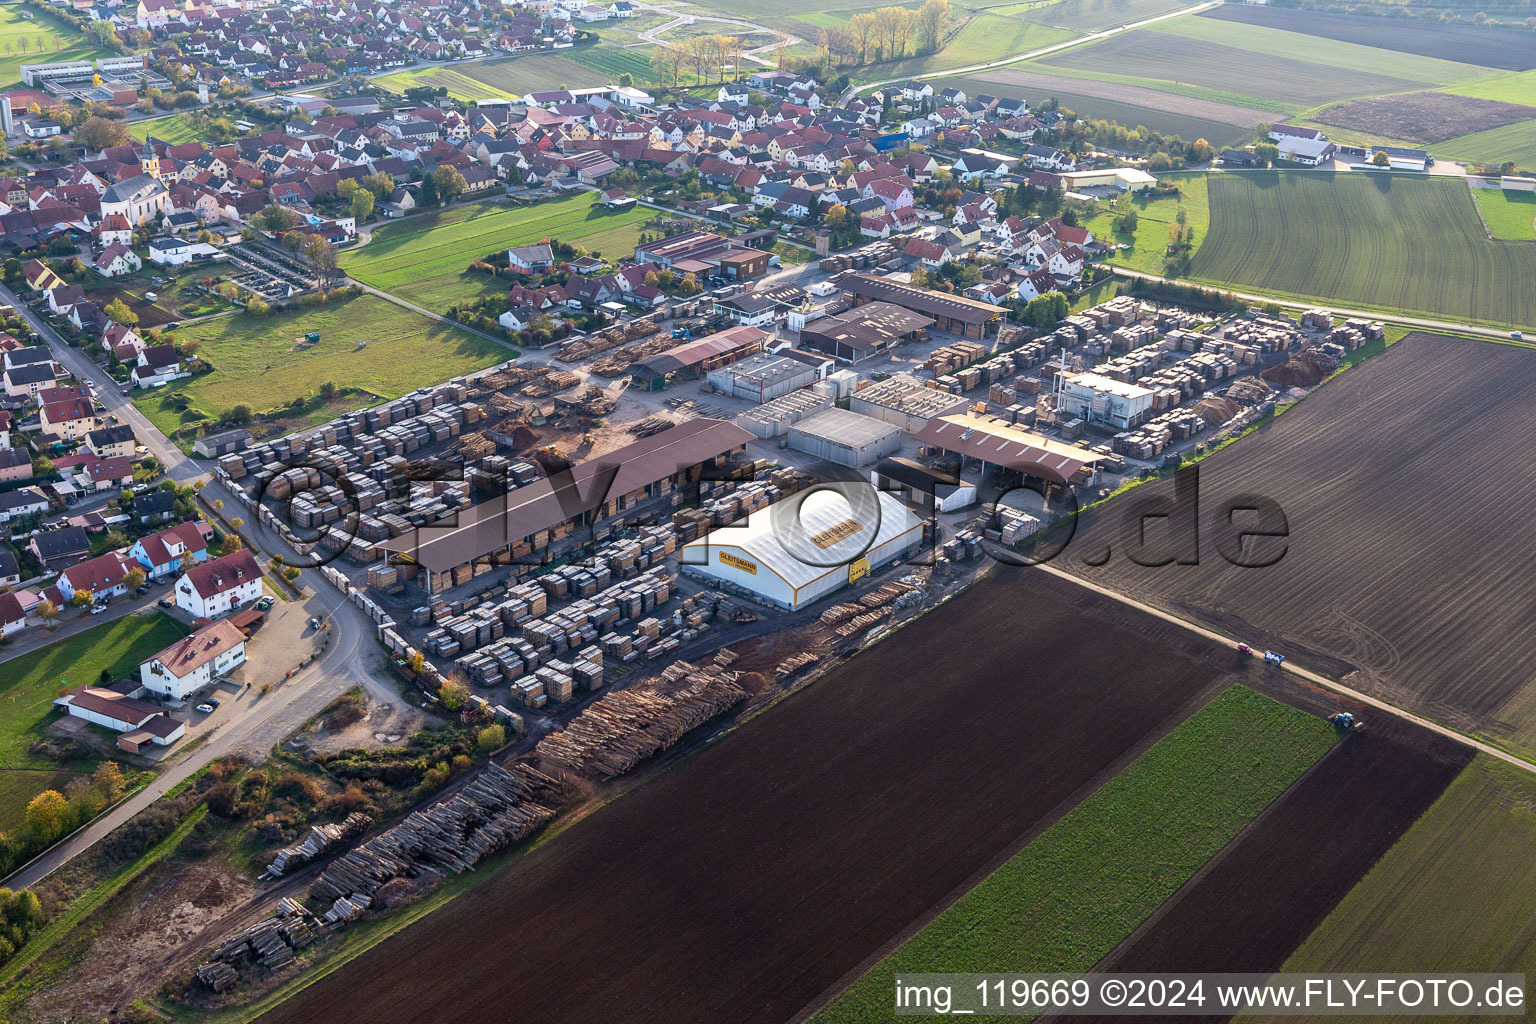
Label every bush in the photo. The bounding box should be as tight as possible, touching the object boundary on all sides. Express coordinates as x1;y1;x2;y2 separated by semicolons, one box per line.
476;724;505;752
202;781;239;817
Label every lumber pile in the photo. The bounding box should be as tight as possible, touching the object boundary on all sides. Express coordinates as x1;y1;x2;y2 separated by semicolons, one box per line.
265;812;373;878
523;371;580;397
858;581;913;609
535;662;748;779
455;432;497;461
307;763;558;908
819;602;864;625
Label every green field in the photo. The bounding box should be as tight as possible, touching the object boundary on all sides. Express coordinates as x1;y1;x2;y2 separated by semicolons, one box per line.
0;614;187;824
1152;14;1489;86
1084;172;1209;275
0;5;113;90
1470;186;1536;239
134;294;506;434
1040;29;1425;109
1245;757;1536;1024
1022;0;1191;32
340;193;650;309
128;114;203;145
372;65;517;102
379;48;653;100
1190;172;1536;330
813;687;1336;1022
1442;69;1536;106
1436;121;1536;172
853;16;1075;82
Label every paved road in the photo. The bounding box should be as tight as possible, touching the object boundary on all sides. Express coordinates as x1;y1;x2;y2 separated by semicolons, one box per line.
3;581;374;890
1106;266;1534;338
0;284;202;483
838;0;1221;105
1036;563;1536;779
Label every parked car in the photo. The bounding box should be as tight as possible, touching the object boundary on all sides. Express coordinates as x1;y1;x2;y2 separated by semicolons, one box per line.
90;605;108;615
195;703;215;714
308;616;322;629
207;698;220;709
158;598;174;608
136;584;150;596
256;597;275;611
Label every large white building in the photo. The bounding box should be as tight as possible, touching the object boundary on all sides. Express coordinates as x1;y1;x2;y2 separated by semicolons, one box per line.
1055;372;1155;430
139;619;247;699
681;489;923;610
52;686;185;752
174;549;263;618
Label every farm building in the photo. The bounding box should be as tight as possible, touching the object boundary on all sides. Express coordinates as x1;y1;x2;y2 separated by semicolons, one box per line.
382;419;754;594
1059;168;1157;193
628;325;769;390
706;352;819;403
837;274;1003;339
1366;146;1430;172
52;685;186;752
633;230;771;281
912;413;1106;485
680;489;923;610
850;373;970;433
737;384;836;438
872;457;978;512
1276;136;1336;166
1055;372;1156;430
787;408;904;468
798;302;935;364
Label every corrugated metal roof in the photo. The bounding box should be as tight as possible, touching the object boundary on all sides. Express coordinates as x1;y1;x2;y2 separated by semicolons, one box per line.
912;414;1104;484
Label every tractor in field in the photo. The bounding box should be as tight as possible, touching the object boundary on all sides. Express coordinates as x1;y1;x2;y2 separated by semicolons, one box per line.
1328;712;1365;733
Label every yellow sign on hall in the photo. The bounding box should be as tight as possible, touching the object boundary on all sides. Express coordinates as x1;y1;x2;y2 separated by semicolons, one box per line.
848;557;869;584
720;552;758;575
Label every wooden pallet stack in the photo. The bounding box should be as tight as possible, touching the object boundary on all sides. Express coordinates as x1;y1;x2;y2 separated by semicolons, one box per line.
535;662;748;779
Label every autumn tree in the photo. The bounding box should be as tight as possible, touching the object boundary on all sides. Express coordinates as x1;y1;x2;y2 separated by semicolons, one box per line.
75;116;130;150
439;677;469;711
105;297;137;327
25;790;69;842
850;12;878;63
305;234;338;275
915;0;950;53
123;567;146;591
433;164;467;203
350;186;374;222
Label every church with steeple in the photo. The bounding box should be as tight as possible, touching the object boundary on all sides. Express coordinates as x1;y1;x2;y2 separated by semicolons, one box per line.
101;137;171;225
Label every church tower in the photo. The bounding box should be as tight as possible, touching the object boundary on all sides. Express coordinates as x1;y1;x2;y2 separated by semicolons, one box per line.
140;137;161;180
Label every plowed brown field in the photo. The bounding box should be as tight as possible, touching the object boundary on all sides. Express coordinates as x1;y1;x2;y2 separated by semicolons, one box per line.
1063;332;1536;756
261;572;1244;1024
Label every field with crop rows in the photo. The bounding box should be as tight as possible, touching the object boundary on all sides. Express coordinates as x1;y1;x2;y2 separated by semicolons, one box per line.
565;44;656;81
1247;756;1536;1015
1471;186;1536;239
262;570;1248;1024
813;686;1335;1023
1189;173;1536;328
1199;5;1536;70
1099;716;1470;973
128;115;203;145
948;68;1264;145
135;294;504;436
1436;121;1536;172
1040;29;1426;109
373;65;514;101
340;194;649;308
1064;332;1536;758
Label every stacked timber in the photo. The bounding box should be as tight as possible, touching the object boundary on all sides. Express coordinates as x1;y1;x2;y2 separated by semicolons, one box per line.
819;602;865;625
535;662;749;779
196;899;319;988
265;812;373;877
308;763;558;908
776;652;819;678
836;607;891;637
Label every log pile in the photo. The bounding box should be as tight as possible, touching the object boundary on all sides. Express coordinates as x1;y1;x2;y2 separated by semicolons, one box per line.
455;432;497;461
858;581;913;609
523;371;581;397
265;812;373;878
307;763;558;908
627;416;676;437
196;898;319;989
819;602;864;625
775;652;819;678
535;662;748;779
836;607;891;637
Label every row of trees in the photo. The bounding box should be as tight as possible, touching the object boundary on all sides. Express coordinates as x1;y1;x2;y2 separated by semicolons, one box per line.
649;34;750;89
821;0;951;68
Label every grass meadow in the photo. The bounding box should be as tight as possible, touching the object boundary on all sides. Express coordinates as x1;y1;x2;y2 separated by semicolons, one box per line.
134;294;505;436
339;193;650;308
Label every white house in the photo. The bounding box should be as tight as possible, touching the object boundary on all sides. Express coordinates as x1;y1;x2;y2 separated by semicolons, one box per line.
94;242;142;279
57;551;138;602
139;619;248;699
130;520;211;579
0;592;25;638
147;237;193;266
174;548;263;618
130;344;187;389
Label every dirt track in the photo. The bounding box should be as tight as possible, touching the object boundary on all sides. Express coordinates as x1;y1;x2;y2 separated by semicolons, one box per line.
261;571;1247;1024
